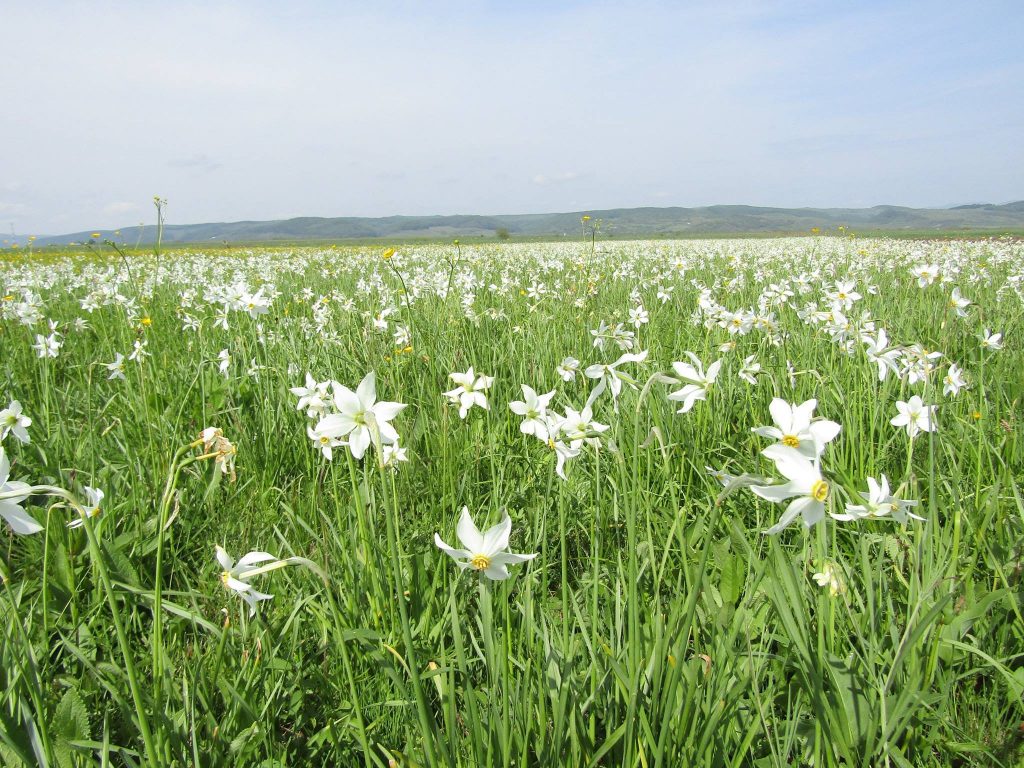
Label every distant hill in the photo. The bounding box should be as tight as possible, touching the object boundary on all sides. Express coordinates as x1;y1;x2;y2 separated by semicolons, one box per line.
29;201;1024;245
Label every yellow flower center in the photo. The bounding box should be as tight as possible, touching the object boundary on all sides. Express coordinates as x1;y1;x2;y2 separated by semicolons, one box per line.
470;554;491;571
781;434;800;448
811;480;829;503
220;571;231;586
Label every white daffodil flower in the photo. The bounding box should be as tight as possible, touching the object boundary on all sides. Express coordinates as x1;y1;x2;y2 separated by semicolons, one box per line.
833;474;922;523
67;486;104;529
509;385;556;442
444;367;494;419
556;356;580;382
0;400;32;444
317;372;405;459
584;350;648;409
979;329;1003;351
306;424;346;461
862;329;902;382
751;398;841;459
434;507;537;581
0;448;41;535
751;444;831;535
667;352;721;413
890;396;937;438
216;546;280;615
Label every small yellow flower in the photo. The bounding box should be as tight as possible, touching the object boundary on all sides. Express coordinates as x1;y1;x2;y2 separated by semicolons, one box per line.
141;316;152;327
91;233;101;239
972;411;982;420
382;248;395;260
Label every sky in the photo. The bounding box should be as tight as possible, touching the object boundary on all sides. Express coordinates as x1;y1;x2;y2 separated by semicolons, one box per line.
2;0;1022;235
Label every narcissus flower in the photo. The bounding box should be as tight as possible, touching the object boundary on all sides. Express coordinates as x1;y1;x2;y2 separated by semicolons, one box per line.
833;474;922;523
444;367;493;419
434;507;537;580
67;486;104;529
0;448;40;535
890;396;937;438
751;445;831;535
751;398;840;459
0;400;31;444
316;372;405;460
667;352;721;413
509;385;556;441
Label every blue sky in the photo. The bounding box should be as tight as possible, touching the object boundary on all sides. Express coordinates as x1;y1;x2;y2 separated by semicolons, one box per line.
2;0;1022;234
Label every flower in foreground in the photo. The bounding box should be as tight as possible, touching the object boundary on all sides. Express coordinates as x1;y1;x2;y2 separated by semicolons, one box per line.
890;396;937;438
751;398;840;459
750;445;830;535
0;447;41;535
317;371;405;459
833;474;922;523
434;507;537;580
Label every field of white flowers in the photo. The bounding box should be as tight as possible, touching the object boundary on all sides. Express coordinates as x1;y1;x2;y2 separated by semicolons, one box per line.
0;235;1021;766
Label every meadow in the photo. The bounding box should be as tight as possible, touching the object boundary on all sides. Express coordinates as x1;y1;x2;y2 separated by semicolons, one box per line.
0;234;1021;767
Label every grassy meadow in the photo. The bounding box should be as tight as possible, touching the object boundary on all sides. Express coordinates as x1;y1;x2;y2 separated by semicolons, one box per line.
0;235;1022;766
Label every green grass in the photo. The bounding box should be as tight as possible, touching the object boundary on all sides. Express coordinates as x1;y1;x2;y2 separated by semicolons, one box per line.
0;237;1021;766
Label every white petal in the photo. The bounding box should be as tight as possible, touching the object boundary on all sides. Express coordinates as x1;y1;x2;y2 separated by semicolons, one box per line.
455;507;484;552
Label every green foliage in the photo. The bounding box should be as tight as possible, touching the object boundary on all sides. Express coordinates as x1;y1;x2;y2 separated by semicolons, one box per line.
0;236;1021;766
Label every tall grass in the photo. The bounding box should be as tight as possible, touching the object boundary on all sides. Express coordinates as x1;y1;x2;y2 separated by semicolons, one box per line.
0;235;1021;766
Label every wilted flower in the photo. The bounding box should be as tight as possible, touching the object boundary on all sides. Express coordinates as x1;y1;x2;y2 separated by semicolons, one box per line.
199;427;238;480
812;563;845;597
